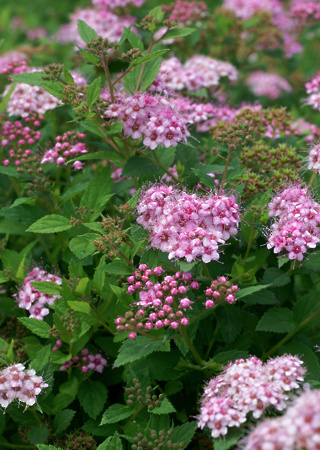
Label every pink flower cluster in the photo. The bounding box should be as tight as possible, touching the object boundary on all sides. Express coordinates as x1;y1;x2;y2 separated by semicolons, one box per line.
306;73;320;111
0;363;48;409
158;56;238;92
171;97;215;124
162;0;208;24
307;142;320;174
115;264;200;339
14;267;62;320
266;184;320;262
55;8;135;47
223;0;284;20
104;93;190;149
91;0;145;9
41;131;87;170
1;115;42;167
0;59;28;75
290;1;320;22
57;346;107;374
290;118;320;142
136;184;241;263
204;276;239;308
198;355;306;439
245;388;320;450
246;71;292;99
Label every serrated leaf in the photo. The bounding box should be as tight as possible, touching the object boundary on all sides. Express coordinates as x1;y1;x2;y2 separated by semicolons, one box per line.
256;307;297;333
122;156;158;177
77;19;98;43
263;268;290;287
0;81;17;115
87;77;101;108
127;30;144;51
30;281;62;296
28;426;49;445
216;305;242;343
169;422;197;449
119;25;133;47
31;345;51;371
80;166;112;218
150;398;176;414
10;72;45;86
149;6;164;22
100;404;132;425
78;381;108;419
41;81;65;100
106;121;123;135
77;46;100;64
236;284;270;299
240;290;277;305
68;301;91;314
99;262;133;275
37;446;62;450
53;409;76;434
69;234;98;259
163;27;195;40
212;428;245;450
27;215;72;233
141;57;163;91
18;318;51;338
97;432;123;450
129;50;169;68
64;67;75;84
114;336;168;367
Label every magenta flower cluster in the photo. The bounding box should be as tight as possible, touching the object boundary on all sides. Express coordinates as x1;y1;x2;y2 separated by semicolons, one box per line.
0;363;48;409
244;388;320;450
91;0;145;9
1;116;42;167
308;142;320;174
15;267;62;320
266;184;320;262
136;184;241;263
104;93;190;149
57;346;107;374
163;0;207;24
115;264;200;339
204;276;238;309
246;71;292;99
305;73;320;111
290;1;320;22
198;355;306;439
41;131;87;170
158;56;238;92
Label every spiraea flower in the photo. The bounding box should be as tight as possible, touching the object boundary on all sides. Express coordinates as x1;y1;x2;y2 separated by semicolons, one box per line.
246;71;292;99
104;92;190;149
305;73;320;111
58;348;108;374
204;276;239;308
136;184;241;263
14;267;62;320
198;355;306;438
91;0;145;9
244;388;320;450
41;131;88;170
158;55;238;92
266;184;320;262
0;363;48;409
115;264;200;338
307;142;320;173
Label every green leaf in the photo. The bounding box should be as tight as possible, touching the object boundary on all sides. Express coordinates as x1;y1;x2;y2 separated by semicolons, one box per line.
68;301;91;314
212;428;245;450
37;446;61;450
30;281;62;296
127;30;144;52
129;49;169;68
106;121;123;135
149;6;164;22
141;57;163;91
87;77;101;108
0;81;17;115
256;307;297;333
63;67;75;84
216;305;242;343
99;262;133;275
78;381;108;419
77;19;98;43
163;27;195;40
280;342;320;381
240;290;277;305
18;318;51;338
122;156;158;177
69;234;98;259
169;422;198;449
28;426;50;445
119;25;133;47
302;252;320;272
114;336;169;367
31;345;51;371
100;404;132;425
27;215;72;233
97;432;123;450
243;17;262;29
41;81;65;100
150;398;176;415
77;46;100;64
80;166;112;219
53;409;76;434
262;268;290;287
236;284;270;299
10;72;45;86
293;292;320;324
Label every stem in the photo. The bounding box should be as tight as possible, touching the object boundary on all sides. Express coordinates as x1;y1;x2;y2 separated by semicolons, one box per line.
138;151;180;184
30;408;42;425
308;171;316;187
220;146;233;190
202;262;210;278
135;33;154;93
263;306;320;358
37;235;58;268
118;250;134;266
0;444;34;449
90;305;115;335
112;68;133;88
179;326;204;366
92;118;127;157
101;55;114;103
243;220;258;260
